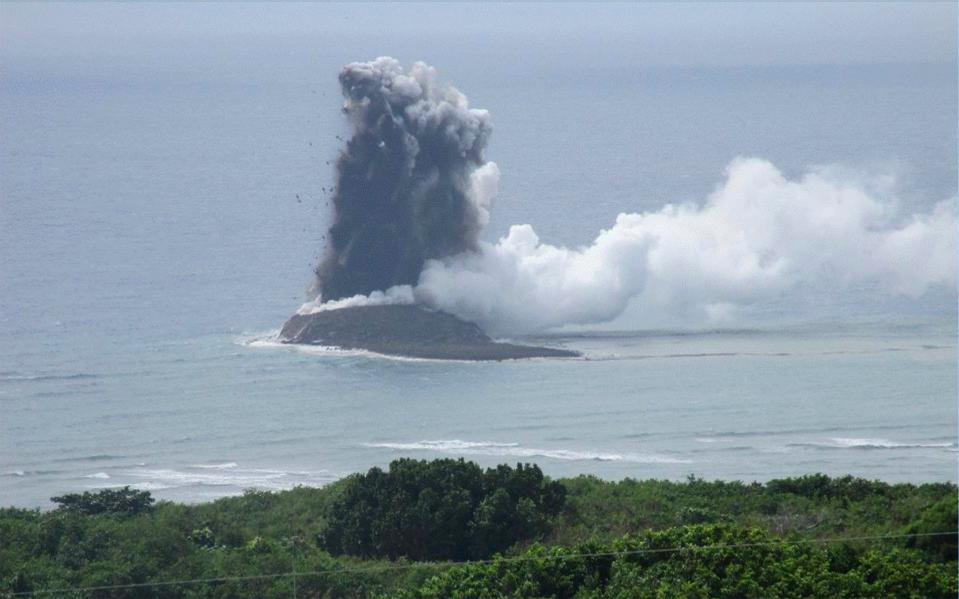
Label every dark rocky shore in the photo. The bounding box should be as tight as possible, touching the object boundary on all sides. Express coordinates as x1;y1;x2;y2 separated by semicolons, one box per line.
280;305;579;361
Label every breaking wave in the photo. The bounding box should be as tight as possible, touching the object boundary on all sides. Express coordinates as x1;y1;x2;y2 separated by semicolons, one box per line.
789;437;957;450
190;462;239;470
364;439;691;464
119;464;338;492
0;370;98;383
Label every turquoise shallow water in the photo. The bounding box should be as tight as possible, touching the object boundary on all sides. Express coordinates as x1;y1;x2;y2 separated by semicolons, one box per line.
1;35;956;506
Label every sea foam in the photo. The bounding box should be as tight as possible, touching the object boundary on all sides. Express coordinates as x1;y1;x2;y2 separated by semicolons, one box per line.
365;439;691;464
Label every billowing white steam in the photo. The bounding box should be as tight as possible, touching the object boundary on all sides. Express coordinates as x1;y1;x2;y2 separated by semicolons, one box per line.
419;158;956;333
304;157;956;333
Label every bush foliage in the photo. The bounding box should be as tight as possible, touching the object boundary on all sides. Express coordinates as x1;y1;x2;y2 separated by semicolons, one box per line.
394;525;958;599
1;462;955;598
50;487;155;517
320;458;566;560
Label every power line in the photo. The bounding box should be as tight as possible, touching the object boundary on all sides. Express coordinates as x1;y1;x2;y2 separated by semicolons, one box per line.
7;530;956;597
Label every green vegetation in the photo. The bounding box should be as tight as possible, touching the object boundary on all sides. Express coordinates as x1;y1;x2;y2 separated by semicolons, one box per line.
321;459;565;561
1;460;955;598
395;526;957;599
50;487;155;517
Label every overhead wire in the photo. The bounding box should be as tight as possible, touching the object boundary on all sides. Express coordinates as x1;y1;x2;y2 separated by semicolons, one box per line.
8;530;957;597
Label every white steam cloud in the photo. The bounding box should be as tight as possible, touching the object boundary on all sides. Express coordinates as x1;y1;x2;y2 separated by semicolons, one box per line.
415;158;956;333
303;158;956;334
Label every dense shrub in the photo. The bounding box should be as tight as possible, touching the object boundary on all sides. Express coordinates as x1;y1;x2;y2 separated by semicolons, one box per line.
0;465;954;598
905;495;959;562
393;525;958;599
765;474;890;502
319;459;566;560
51;487;155;517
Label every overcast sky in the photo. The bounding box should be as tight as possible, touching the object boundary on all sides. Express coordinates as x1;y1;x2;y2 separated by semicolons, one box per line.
2;2;956;67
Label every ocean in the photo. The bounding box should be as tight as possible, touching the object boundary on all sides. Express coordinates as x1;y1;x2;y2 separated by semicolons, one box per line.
1;35;956;507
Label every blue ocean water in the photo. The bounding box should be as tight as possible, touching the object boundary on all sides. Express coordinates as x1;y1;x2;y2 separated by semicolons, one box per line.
1;37;956;507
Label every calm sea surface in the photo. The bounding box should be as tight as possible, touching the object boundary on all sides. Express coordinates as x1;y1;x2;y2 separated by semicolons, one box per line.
2;38;956;506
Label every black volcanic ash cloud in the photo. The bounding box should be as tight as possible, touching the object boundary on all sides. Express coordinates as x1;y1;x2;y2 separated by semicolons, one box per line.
315;58;495;302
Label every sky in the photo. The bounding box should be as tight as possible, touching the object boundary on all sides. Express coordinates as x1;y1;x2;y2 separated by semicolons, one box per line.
2;2;956;68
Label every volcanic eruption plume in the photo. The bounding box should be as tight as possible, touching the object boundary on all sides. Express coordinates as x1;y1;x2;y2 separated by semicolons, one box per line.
304;58;957;335
315;57;498;302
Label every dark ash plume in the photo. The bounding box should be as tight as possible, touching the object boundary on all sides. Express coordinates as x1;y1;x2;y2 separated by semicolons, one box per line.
315;58;494;302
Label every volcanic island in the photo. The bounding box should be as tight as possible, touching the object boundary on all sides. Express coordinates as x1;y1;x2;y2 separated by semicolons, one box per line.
280;60;579;360
279;305;579;361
